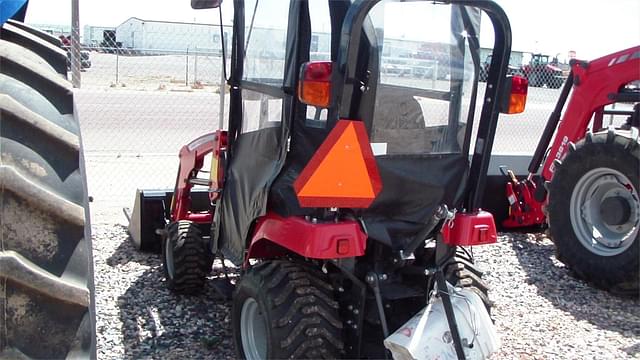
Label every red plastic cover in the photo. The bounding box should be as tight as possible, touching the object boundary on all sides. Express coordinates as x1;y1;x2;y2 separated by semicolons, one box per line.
441;210;497;246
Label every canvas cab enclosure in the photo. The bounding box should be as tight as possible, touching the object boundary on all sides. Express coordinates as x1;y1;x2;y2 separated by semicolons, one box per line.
218;0;514;264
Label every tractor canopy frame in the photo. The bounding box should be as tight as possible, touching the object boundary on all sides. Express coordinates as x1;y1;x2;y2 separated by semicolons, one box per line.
214;0;514;264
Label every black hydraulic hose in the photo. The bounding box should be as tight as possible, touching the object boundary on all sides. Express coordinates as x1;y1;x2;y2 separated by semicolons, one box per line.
527;71;574;175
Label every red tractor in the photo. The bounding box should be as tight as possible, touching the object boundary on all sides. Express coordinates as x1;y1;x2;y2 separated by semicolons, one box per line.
498;46;639;295
129;0;528;358
521;53;567;88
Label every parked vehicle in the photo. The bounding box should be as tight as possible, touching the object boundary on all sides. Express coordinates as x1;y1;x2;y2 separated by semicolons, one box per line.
479;54;522;82
521;53;567;88
495;46;639;296
66;48;92;70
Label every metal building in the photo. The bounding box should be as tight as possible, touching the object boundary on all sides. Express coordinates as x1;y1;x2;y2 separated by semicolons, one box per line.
83;25;115;47
115;17;229;54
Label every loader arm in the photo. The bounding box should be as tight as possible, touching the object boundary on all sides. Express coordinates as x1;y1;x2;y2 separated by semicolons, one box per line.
502;46;639;229
541;46;640;180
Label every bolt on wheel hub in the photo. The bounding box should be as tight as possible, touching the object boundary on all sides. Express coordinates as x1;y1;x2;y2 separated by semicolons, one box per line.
571;168;639;256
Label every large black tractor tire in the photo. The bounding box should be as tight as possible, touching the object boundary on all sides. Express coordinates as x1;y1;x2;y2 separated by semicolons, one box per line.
233;260;344;359
162;220;213;294
548;128;640;296
0;21;95;359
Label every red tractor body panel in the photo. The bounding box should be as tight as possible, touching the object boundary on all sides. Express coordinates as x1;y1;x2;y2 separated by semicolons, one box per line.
542;46;640;179
246;212;367;264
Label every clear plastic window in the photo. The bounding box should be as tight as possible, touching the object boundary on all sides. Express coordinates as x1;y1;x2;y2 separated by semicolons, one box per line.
368;1;481;155
241;89;282;134
243;0;290;83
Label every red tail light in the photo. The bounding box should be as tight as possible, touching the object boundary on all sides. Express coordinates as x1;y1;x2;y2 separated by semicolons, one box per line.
504;75;528;114
298;61;332;108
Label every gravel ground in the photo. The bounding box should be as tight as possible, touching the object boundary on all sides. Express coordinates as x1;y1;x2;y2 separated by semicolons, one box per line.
92;222;237;359
91;214;639;359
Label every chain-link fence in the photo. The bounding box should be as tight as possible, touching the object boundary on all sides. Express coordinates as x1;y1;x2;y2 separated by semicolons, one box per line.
68;10;632;220
73;24;231;218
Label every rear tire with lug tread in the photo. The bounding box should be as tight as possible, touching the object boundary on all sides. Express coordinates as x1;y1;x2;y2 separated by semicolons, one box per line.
548;128;639;296
0;21;94;358
445;251;493;313
162;220;213;294
233;260;344;359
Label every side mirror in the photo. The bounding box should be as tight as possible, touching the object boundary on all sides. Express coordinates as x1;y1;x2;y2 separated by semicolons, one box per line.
298;61;333;108
191;0;222;9
500;75;528;114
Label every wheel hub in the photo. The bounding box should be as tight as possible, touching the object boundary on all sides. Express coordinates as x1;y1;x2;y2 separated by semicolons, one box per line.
571;168;639;256
240;297;268;360
600;196;632;226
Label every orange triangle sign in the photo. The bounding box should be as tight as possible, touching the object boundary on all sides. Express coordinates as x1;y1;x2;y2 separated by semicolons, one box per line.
294;119;382;208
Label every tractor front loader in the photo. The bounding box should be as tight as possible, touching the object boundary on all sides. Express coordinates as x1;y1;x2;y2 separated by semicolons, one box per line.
496;46;640;296
129;0;529;358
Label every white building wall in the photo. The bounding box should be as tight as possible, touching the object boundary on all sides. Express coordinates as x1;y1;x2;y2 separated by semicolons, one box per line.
116;18;144;49
142;21;221;52
83;26;115;46
116;18;229;53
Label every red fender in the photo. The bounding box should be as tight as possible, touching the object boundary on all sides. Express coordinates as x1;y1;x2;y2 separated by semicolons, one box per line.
246;212;367;265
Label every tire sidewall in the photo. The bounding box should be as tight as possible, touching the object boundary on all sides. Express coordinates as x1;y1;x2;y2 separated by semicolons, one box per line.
232;268;275;359
548;138;639;281
161;226;176;285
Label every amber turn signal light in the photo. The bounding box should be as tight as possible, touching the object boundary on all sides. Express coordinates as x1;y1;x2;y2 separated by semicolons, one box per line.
298;61;333;108
503;75;528;114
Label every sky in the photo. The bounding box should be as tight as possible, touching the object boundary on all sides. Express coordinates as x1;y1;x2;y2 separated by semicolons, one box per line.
23;0;640;61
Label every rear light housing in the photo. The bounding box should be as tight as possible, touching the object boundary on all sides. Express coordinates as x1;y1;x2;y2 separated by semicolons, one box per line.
298;61;333;108
501;75;528;114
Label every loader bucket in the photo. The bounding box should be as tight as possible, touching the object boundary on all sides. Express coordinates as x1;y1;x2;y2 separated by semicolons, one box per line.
126;188;213;253
127;189;171;253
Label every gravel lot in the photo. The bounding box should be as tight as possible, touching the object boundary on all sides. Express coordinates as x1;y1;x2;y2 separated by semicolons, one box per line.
92;222;236;359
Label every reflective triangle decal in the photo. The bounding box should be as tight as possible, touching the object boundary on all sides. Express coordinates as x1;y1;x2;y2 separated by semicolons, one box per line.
294;119;382;208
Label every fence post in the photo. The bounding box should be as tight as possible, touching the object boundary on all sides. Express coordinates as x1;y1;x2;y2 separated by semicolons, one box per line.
115;50;119;84
194;46;198;84
186;47;190;86
71;0;81;88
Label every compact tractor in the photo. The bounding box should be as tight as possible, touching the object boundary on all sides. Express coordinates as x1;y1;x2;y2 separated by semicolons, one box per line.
496;46;640;295
129;0;529;358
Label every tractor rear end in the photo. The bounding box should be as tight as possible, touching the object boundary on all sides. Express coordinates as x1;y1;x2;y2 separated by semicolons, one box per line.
129;0;529;358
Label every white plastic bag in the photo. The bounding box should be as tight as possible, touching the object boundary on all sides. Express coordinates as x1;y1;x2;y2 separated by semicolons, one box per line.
384;282;500;360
